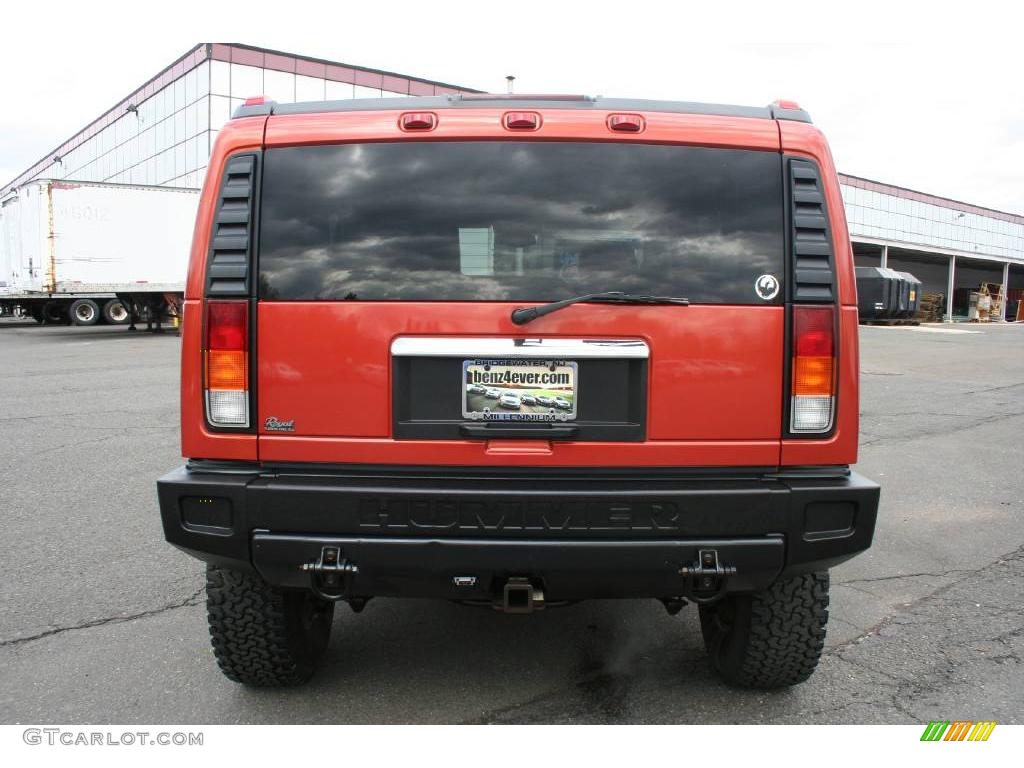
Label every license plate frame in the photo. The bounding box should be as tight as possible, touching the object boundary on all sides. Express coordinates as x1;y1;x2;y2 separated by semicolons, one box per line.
462;359;578;422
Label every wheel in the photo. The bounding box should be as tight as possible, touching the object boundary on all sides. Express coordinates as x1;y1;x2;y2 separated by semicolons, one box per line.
69;299;100;326
43;301;67;324
102;298;129;324
699;571;829;689
205;565;335;686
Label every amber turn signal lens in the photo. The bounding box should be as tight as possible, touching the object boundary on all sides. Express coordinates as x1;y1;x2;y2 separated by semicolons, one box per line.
793;356;834;396
206;350;247;390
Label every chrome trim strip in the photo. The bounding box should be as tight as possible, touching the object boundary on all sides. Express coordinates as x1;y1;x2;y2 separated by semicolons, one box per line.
390;337;649;359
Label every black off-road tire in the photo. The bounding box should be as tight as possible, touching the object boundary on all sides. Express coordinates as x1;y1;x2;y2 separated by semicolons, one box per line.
206;565;335;687
699;571;829;689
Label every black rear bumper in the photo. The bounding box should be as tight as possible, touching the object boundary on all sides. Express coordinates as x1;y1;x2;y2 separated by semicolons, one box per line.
157;463;879;601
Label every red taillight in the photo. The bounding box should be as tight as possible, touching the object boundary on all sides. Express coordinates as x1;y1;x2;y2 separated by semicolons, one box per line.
204;301;249;427
503;111;541;130
791;306;836;433
206;302;247;350
399;112;436;131
608;114;645;133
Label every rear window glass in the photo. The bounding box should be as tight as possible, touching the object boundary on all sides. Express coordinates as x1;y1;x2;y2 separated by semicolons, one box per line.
258;141;783;303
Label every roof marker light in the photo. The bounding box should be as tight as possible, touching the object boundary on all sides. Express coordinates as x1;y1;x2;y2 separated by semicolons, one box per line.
400;112;437;131
503;111;541;130
772;99;802;111
608;114;645;133
243;96;268;106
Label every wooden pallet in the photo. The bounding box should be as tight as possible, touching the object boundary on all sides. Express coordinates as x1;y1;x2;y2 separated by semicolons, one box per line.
915;292;944;323
978;282;1006;322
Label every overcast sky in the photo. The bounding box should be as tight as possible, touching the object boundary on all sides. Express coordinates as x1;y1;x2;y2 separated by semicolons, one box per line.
2;0;1021;212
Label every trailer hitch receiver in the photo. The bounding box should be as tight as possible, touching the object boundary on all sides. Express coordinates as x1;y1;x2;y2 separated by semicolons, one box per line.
496;577;545;613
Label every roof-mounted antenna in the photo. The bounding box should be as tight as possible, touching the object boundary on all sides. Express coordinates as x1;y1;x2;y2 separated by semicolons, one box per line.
506;75;515;95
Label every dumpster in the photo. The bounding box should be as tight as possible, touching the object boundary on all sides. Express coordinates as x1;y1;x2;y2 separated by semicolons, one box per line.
897;272;922;320
879;268;904;318
890;269;910;319
855;267;900;321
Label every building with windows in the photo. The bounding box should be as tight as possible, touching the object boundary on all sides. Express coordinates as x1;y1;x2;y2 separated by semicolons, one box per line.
0;43;477;195
3;42;1022;320
842;175;1024;319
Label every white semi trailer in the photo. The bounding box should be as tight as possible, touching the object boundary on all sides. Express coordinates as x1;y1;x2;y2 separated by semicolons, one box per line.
0;179;199;328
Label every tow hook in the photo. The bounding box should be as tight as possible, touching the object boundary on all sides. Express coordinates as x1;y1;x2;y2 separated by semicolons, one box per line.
679;549;736;603
301;546;359;602
496;577;545;614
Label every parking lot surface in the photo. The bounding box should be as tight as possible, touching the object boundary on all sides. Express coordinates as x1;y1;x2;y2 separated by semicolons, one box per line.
1;319;1021;723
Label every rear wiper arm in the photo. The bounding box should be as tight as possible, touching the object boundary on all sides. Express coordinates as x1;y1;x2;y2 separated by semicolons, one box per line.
510;291;689;325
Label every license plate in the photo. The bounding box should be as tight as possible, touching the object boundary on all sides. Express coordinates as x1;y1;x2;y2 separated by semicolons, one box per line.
463;359;578;422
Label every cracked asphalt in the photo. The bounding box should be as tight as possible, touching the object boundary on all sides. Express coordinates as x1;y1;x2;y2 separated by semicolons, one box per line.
0;319;1021;724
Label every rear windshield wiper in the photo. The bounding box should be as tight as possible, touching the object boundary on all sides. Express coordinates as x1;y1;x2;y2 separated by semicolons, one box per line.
511;291;690;325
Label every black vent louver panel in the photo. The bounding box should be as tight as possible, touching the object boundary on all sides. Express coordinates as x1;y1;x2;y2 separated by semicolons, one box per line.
788;158;836;303
206;154;257;297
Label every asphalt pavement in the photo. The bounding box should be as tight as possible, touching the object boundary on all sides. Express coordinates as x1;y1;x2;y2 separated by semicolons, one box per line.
0;318;1021;723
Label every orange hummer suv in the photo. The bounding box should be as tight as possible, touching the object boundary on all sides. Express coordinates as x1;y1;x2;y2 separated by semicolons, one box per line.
158;94;879;689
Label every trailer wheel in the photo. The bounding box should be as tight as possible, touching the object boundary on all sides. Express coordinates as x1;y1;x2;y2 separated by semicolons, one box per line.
102;299;129;324
43;301;68;324
69;299;100;326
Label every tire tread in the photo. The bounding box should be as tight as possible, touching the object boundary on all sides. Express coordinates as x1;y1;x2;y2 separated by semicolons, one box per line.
701;571;829;689
205;566;330;687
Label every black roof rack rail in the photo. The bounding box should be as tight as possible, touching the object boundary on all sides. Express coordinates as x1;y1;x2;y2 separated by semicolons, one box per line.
232;95;812;123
